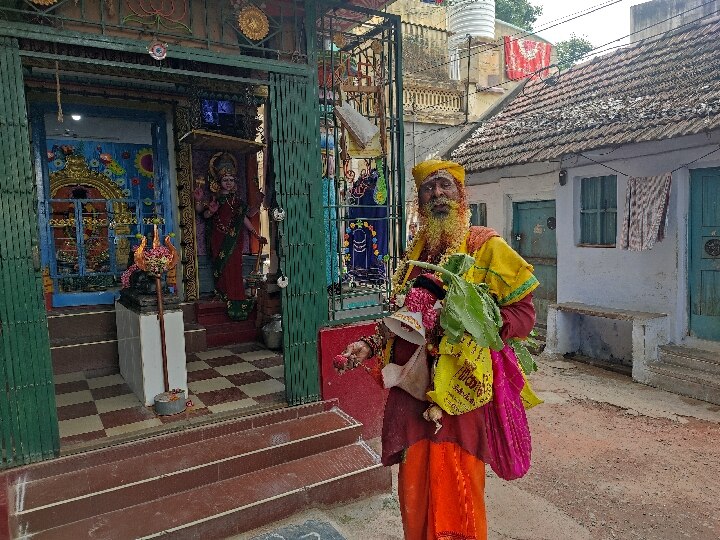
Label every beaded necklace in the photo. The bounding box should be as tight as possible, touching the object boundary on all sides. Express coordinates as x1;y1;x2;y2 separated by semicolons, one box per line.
213;192;245;234
391;219;469;297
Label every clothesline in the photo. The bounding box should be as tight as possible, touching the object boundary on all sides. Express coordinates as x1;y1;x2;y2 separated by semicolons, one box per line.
575;143;720;177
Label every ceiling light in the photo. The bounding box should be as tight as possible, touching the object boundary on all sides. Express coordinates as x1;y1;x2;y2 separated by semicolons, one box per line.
71;114;82;121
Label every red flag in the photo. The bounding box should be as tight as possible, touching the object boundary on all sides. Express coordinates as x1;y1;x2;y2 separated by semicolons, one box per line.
503;36;552;80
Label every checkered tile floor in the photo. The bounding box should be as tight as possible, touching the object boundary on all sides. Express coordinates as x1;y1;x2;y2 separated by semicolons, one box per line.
54;343;286;448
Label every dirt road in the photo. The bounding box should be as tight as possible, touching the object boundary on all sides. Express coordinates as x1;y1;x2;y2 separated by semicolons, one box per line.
504;355;720;540
242;353;720;540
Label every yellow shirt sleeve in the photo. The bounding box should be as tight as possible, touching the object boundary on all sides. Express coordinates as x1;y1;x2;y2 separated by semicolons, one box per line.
464;236;539;305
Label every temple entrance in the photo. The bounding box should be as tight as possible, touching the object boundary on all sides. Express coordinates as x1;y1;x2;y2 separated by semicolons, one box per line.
35;106;173;308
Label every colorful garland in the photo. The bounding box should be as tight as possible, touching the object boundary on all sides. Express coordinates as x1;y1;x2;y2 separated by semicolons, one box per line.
373;158;387;205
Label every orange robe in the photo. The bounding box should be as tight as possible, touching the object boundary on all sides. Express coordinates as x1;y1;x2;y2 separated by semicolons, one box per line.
399;441;487;540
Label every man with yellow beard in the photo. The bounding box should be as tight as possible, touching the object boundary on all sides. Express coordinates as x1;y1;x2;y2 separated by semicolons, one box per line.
340;159;538;540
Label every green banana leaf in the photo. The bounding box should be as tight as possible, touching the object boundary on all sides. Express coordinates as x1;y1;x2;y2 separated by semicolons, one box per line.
408;254;504;351
509;338;538;374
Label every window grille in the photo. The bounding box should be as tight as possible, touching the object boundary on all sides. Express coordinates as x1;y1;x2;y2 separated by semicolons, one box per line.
580;175;617;246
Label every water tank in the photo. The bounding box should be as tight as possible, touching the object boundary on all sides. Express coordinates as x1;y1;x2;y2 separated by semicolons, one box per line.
447;0;495;79
447;0;496;51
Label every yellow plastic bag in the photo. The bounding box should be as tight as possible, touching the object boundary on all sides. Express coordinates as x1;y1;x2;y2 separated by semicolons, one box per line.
520;370;544;410
426;334;493;415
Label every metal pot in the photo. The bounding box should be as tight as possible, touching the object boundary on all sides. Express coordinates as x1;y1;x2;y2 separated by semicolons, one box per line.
261;314;283;350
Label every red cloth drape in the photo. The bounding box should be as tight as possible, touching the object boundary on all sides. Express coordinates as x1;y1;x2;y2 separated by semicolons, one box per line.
503;36;552;80
246;153;262;255
209;197;245;301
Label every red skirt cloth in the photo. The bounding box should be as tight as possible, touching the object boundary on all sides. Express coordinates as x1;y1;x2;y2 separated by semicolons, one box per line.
399;440;487;540
209;199;246;301
381;289;534;467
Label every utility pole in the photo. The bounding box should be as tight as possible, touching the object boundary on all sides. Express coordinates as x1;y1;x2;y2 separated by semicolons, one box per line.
465;33;471;124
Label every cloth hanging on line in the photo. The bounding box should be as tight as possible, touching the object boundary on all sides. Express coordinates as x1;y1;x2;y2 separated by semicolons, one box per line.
620;173;672;251
503;37;552;80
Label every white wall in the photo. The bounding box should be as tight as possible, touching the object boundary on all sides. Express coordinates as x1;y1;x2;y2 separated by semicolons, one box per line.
462;130;720;345
558;132;720;343
465;165;557;238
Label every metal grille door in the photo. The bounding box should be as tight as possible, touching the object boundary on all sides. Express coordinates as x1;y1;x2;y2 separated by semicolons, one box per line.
270;72;325;405
0;37;59;468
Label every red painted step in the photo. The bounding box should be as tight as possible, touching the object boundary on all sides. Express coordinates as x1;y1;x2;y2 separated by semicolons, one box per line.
196;300;259;346
2;401;390;539
205;321;258;347
48;306;206;375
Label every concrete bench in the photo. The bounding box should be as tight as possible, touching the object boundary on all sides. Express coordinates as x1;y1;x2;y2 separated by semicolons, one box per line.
546;302;669;382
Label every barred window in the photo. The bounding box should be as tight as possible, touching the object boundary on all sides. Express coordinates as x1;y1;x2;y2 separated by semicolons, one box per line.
580;175;617;246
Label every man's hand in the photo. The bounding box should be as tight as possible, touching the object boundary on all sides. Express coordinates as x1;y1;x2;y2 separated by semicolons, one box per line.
208;200;220;214
343;341;371;363
333;341;372;374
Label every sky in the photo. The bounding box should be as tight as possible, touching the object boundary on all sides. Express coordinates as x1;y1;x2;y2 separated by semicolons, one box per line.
530;0;649;47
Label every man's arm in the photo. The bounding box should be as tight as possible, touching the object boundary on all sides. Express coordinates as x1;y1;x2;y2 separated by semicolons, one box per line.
499;293;536;341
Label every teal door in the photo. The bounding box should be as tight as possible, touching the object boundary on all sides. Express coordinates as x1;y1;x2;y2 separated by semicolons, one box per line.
512;200;557;327
689;168;720;341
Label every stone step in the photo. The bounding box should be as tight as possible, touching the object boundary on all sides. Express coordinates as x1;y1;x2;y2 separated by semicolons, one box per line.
47;307;116;342
48;304;197;342
195;300;231;319
50;325;207;375
11;402;326;480
645;361;720;406
32;442;388;540
198;310;239;326
206;321;259;348
14;410;361;533
659;345;720;375
184;323;207;353
50;336;119;376
2;402;390;540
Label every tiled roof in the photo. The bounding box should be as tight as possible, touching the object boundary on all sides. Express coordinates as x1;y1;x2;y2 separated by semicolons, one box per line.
451;17;720;173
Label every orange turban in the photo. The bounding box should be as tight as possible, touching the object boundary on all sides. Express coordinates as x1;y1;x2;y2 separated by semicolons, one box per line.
411;159;465;189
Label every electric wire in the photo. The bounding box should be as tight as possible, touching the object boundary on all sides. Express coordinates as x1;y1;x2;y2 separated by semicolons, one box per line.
407;0;627;77
411;0;720;115
408;9;720;144
410;0;716;81
401;1;720;169
571;0;720;61
669;144;720;173
409;9;720;155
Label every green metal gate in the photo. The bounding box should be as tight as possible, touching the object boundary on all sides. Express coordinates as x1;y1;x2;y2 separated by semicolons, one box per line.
0;37;59;468
270;72;325;405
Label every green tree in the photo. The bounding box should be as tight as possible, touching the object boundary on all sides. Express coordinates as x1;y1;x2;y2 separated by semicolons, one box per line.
495;0;543;30
555;34;594;68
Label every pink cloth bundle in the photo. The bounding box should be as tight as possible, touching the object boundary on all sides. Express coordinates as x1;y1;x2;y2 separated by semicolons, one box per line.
484;345;532;480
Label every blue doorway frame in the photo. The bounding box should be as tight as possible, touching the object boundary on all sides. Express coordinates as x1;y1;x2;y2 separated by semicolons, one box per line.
30;103;174;308
689;167;720;341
